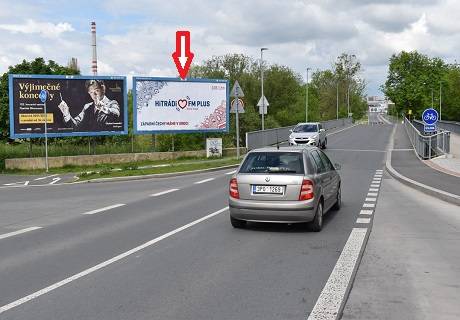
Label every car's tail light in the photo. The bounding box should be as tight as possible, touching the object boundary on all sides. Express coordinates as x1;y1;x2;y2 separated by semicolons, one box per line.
299;179;314;200
229;178;239;199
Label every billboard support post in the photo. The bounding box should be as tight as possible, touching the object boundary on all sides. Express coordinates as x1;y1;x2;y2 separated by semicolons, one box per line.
44;100;49;172
235;92;240;159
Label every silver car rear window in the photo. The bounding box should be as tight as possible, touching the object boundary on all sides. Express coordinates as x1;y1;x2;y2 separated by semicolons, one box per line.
239;152;304;174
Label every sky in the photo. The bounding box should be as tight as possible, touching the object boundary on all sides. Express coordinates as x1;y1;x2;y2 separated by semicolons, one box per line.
1;0;460;96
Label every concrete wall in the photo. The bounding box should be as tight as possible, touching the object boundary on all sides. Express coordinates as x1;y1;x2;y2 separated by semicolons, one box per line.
5;147;247;170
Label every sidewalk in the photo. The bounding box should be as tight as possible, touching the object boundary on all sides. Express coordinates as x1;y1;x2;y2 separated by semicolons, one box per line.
342;178;460;320
427;132;460;177
390;124;460;198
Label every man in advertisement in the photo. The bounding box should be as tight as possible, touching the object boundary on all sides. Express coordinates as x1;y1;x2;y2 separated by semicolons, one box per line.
57;80;120;131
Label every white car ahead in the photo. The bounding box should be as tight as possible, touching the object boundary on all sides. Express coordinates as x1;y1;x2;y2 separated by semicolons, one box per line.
288;122;327;149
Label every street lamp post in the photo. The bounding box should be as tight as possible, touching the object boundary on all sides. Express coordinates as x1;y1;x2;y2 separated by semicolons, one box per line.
336;80;339;120
431;88;434;108
347;83;350;117
260;47;268;131
305;67;310;122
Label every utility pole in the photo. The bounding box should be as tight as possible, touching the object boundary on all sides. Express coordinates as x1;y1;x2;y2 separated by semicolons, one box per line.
260;48;268;130
305;67;310;122
336;81;339;120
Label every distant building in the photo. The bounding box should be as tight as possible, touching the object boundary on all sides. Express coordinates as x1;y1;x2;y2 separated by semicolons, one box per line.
67;57;80;72
367;96;392;113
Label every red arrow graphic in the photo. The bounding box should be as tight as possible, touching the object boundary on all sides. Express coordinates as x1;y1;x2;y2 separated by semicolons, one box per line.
172;31;194;80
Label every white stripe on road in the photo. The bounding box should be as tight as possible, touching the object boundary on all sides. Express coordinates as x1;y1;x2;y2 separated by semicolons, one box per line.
360;210;373;215
0;207;229;315
370;184;380;188
375;170;383;172
363;203;375;208
374;174;383;178
81;204;125;215
150;189;179;197
225;170;237;175
0;227;42;240
49;177;61;185
326;123;360;136
34;174;58;181
194;178;215;184
365;197;377;202
373;178;382;181
369;188;379;192
356;218;371;224
307;228;368;320
367;192;378;197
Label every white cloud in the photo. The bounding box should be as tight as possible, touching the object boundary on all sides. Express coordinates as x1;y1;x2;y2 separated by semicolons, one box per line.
0;19;74;38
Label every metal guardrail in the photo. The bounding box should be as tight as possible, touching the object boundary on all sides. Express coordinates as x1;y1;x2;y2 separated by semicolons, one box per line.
245;118;353;150
404;118;450;159
438;120;460;135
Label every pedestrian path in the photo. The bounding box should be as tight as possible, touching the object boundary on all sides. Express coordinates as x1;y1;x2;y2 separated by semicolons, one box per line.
391;124;460;197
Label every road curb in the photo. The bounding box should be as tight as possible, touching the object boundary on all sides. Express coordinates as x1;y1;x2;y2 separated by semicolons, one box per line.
77;164;240;184
386;126;460;206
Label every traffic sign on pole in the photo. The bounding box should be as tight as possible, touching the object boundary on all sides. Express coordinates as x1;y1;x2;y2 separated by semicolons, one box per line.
257;95;269;115
422;108;438;125
230;80;244;97
230;98;245;113
230;81;244;159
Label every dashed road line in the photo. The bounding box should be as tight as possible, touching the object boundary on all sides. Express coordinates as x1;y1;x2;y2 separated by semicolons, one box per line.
307;228;368;320
370;184;380;188
367;192;378;197
34;174;59;181
356;218;371;224
225;170;237;175
365;197;377;202
194;178;215;184
363;203;375;208
81;204;126;215
0;207;229;315
360;210;373;215
150;189;179;197
369;188;379;192
49;177;61;185
0;227;42;240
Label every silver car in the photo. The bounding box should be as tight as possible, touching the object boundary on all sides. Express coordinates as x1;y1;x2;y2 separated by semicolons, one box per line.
288;122;327;148
229;146;341;231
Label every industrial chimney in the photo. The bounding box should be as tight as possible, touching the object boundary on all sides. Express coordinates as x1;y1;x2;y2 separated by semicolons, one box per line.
91;22;98;75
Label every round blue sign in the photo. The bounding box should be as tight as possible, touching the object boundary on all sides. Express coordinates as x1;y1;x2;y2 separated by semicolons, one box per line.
422;108;438;125
39;90;48;103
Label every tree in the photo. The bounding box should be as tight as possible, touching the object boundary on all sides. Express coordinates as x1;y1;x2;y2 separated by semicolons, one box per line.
0;58;80;139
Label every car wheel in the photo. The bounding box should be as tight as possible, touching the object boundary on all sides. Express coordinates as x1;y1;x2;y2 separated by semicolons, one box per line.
230;216;246;228
332;185;341;210
310;202;323;232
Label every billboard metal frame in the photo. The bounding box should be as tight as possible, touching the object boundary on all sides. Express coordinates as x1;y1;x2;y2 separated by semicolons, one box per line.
133;77;230;135
8;74;128;139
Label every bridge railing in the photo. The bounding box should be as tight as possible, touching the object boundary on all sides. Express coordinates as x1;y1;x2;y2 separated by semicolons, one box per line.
404;118;451;159
438;120;460;135
245;118;353;151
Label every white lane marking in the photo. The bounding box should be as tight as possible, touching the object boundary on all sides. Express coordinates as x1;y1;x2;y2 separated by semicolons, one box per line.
369;188;379;192
326;123;360;136
34;174;58;181
194;178;215;184
360;210;373;215
374;174;383;177
325;148;386;153
3;181;29;186
370;184;380;188
0;227;42;240
367;192;378;197
0;207;229;315
49;177;61;185
307;228;368;320
375;170;383;172
225;170;237;175
81;204;125;215
365;197;377;202
356;218;371;224
363;203;375;208
373;178;382;181
150;189;179;197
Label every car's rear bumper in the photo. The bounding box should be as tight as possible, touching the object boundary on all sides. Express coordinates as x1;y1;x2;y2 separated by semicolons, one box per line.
229;198;316;223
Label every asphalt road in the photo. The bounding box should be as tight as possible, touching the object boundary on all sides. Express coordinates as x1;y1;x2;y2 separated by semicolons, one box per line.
0;123;393;320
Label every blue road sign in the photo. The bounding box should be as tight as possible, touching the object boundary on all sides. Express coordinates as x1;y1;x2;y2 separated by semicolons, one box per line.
424;124;436;133
39;90;48;103
422;108;438;125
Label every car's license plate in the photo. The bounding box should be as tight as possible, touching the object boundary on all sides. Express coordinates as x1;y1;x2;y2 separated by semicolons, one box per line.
252;185;284;194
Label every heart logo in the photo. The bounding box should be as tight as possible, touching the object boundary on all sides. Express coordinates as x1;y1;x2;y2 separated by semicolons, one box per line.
178;99;187;109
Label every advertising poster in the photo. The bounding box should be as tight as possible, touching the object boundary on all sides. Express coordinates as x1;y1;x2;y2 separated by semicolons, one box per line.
9;75;127;138
134;77;229;134
206;138;223;158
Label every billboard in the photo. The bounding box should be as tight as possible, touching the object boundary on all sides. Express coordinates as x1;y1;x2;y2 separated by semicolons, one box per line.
9;75;128;138
134;77;229;134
